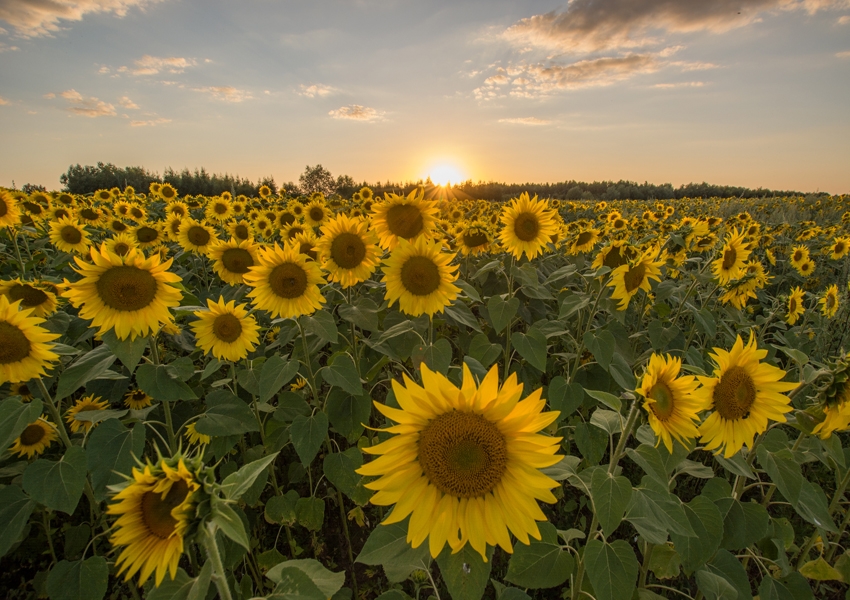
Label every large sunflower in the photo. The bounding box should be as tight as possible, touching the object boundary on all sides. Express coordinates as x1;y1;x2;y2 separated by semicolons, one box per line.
607;246;664;311
108;458;200;587
49;217;91;254
786;287;806;325
177;219;219;255
712;228;750;284
0;190;22;228
820;284;840;318
382;237;460;317
0;279;58;317
357;364;562;561
10;417;58;458
0;296;59;385
370;190;439;250
498;192;559;261
696;335;797;458
63;244;183;340
317;213;381;288
207;238;260;285
190;297;260;362
244;243;326;319
637;353;704;453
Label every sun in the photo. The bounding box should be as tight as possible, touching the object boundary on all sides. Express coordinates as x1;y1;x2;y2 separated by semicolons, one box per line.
426;163;466;187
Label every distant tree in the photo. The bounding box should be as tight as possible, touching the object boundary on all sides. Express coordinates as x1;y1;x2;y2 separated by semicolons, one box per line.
21;183;47;194
335;174;357;198
299;164;336;196
61;162;160;194
280;181;300;195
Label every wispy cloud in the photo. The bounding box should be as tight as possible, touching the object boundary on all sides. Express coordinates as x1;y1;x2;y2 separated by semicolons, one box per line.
498;117;552;125
0;40;19;52
124;55;196;75
300;84;336;98
118;96;139;109
130;116;170;126
0;95;9;105
839;15;850;23
192;86;252;102
837;50;850;57
328;104;385;122
0;0;165;38
54;89;116;117
654;81;706;88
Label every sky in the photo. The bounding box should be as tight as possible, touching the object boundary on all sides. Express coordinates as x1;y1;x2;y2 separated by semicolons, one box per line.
0;0;849;193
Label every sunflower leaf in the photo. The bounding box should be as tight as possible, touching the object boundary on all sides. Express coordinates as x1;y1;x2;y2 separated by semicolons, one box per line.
86;420;146;502
22;446;87;515
45;556;108;600
267;558;345;599
102;329;148;373
504;522;574;589
290;412;328;466
136;363;197;402
0;396;43;451
54;344;117;401
488;295;519;334
0;485;35;558
583;539;639;600
510;330;547;372
436;543;493;600
323;448;373;506
220;451;279;501
259;354;300;403
303;310;338;345
211;497;250;550
321;353;363;395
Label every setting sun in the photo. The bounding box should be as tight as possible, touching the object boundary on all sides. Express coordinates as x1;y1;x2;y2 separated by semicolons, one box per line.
426;162;466;186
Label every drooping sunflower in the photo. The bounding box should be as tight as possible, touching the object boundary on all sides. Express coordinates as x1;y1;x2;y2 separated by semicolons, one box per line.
607;246;664;311
0;190;22;228
786;287;806;325
637;353;705;454
316;213;381;288
108;458;200;587
820;284;840;319
0;296;59;385
124;389;154;410
568;228;600;256
177;219;219;255
190;297;260;362
0;279;58;317
207;238;260;286
371;190;439;250
10;417;58;458
244;242;326;319
184;423;211;445
456;222;492;256
712;228;750;285
63;244;183;340
696;335;797;458
66;394;109;434
357;363;562;561
498;192;559;261
49;217;91;254
382;236;460;317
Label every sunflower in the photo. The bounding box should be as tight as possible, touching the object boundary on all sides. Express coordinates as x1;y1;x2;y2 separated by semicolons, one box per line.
828;237;850;260
304;199;330;228
127;205;146;222
258;184;272;199
796;259;815;277
498;192;559;261
790;245;810;271
293;230;319;261
11;380;35;401
165;201;189;219
568;228;600;255
382;237;460;318
104;232;138;257
49;217;91;254
712;228;750;285
0;296;59;385
457;222;492;257
108;458;200;587
163;216;184;242
0;279;58;317
124;389;154;410
66;395;109;434
177;219;219;255
637;354;705;453
184;423;211;445
357;363;562;560
317;213;381;288
207;238;260;286
592;240;634;271
786;287;806;325
94;189;113;203
371;190;439;250
190;297;260;362
159;183;178;201
820;284;840;319
76;205;108;228
48;203;73;221
607;246;664;311
10;417;58;458
132;223;165;249
63;244;183;340
696;335;797;458
227;220;254;242
244;242;326;319
205;197;233;222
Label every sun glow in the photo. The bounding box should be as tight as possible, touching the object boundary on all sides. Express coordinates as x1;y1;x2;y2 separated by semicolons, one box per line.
426;163;466;187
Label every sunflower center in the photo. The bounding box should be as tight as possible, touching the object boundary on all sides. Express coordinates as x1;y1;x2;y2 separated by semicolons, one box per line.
713;366;756;421
400;256;440;296
187;226;211;247
721;247;737;270
214;203;228;214
80;208;98;220
61;225;83;244
286;226;303;240
603;246;627;269
462;232;488;248
234;224;250;239
140;479;190;539
213;313;243;343
268;263;308;299
648;381;675;420
112;220;128;232
789;298;797;312
793;250;803;262
137;227;159;243
576;231;594;246
309;207;325;222
827;295;836;309
386;204;424;239
624;263;647;293
20;423;46;446
132;391;148;401
331;233;366;269
9;284;49;308
96;266;159;312
221;248;254;274
113;242;131;256
835;242;846;254
0;198;8;217
418;411;508;498
279;213;295;227
0;322;32;364
513;212;539;242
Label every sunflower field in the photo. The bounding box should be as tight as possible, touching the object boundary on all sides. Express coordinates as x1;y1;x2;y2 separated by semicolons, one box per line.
0;184;849;600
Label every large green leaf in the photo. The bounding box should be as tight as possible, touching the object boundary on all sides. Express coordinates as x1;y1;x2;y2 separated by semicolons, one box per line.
267;559;345;599
269;566;325;600
23;446;87;514
265;490;299;526
626;487;695;545
715;497;769;551
321;353;363;395
295;496;325;531
574;422;608;466
468;333;502;367
55;344;117;401
436;543;492;600
758;573;814;600
356;519;430;582
211;497;250;550
670;496;724;574
504;522;574;589
0;485;35;557
303;310;338;344
136;363;197;401
583;539;639;600
547;377;583;422
695;569;739;600
444;298;483;333
220;452;279;501
0;396;43;450
102;329;148;373
323;448;373;506
194;390;259;436
413;338;453;374
258;354;300;403
583;330;615;370
45;556;108;600
590;468;632;538
338;298;380;331
702;550;753;600
510;330;547;372
291;412;328;466
85;419;145;501
625;445;669;491
326;390;371;442
488;295;519;334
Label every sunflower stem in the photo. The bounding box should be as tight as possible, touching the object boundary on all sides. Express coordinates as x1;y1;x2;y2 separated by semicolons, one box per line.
297;317;320;406
42;511;57;565
608;398;640;475
670;257;713;324
35;378;72;449
7;227;26;275
826;504;850;562
347;287;361;377
202;523;234;600
571;513;599;600
150;335;177;454
638;541;654;589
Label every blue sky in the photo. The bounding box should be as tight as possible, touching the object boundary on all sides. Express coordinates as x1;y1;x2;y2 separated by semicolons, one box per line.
1;0;849;192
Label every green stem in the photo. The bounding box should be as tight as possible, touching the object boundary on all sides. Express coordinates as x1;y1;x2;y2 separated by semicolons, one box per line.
347;288;361;376
670;257;713;324
297;318;320;405
7;227;26;275
571;513;598;600
638;542;654;589
826;505;850;562
43;511;57;565
35;378;72;449
149;336;176;454
608;399;640;475
202;523;234;600
570;277;607;383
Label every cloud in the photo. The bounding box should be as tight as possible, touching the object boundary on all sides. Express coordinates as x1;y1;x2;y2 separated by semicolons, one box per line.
192;86;252;102
300;84;336;98
837;50;850;57
130;116;170;126
498;117;552;125
654;81;706;88
839;14;850;22
0;41;19;52
118;96;138;108
328;105;385;122
130;55;195;75
0;95;9;105
0;0;165;38
54;88;116;117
